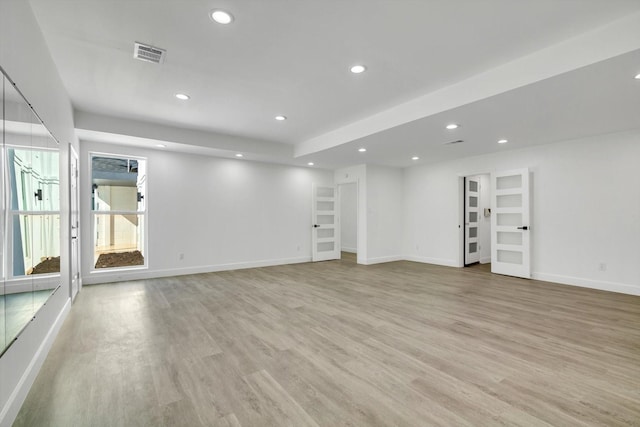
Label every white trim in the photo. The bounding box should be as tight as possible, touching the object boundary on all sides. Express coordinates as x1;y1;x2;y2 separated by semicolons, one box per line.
404;255;459;268
1;273;60;295
2;281;59;295
341;247;357;253
82;256;312;285
532;272;640;296
0;297;71;427
89;151;148;273
334;175;364;264
480;256;491;264
81;256;640;295
360;255;404;265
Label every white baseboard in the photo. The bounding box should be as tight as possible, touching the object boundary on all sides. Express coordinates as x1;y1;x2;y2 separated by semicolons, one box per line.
360;255;404;265
341;247;357;254
532;272;640;296
82;255;640;296
404;255;459;268
0;294;71;427
83;256;312;285
480;257;491;264
1;275;61;295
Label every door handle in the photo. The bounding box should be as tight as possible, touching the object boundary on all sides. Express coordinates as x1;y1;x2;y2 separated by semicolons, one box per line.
517;226;529;230
313;224;320;228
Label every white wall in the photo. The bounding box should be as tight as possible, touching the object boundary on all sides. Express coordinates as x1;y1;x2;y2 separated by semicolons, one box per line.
334;164;404;264
404;130;640;295
0;1;75;425
366;165;404;264
80;141;333;284
339;183;357;252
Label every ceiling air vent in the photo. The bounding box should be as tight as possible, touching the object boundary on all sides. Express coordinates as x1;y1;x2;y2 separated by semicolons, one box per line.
444;139;464;145
133;42;166;64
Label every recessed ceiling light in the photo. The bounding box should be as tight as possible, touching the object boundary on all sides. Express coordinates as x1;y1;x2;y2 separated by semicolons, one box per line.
411;156;419;160
156;144;166;148
307;162;314;166
350;65;366;74
211;10;233;24
275;115;287;121
175;93;190;100
498;139;508;144
235;153;243;157
635;73;640;80
446;123;459;130
358;148;367;152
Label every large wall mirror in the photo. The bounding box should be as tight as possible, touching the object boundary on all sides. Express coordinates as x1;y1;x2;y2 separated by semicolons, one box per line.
1;70;60;356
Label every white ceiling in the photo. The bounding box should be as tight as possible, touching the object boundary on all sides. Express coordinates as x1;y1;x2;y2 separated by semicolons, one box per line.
28;0;640;169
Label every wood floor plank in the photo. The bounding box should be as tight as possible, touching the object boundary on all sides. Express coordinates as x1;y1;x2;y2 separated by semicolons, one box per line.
13;256;640;426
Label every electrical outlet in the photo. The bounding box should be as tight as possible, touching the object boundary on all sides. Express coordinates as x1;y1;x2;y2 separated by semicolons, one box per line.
297;245;300;251
599;262;607;272
179;253;184;260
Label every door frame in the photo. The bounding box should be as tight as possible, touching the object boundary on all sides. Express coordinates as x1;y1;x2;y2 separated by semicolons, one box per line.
69;145;81;300
464;176;481;265
456;170;492;268
337;182;358;257
334;177;364;263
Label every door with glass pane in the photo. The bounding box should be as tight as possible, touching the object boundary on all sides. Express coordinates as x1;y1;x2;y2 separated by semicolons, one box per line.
491;168;531;278
465;177;480;265
312;184;340;261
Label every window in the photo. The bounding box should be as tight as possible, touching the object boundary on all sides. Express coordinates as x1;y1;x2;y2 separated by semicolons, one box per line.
91;155;147;270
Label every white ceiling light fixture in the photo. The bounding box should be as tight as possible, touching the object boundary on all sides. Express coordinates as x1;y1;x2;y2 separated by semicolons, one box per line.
358;148;367;152
411;156;419;160
635;73;640;79
175;93;190;100
350;65;367;74
275;115;287;121
307;162;314;166
235;153;243;157
156;144;166;148
446;123;460;130
498;139;508;144
210;10;234;24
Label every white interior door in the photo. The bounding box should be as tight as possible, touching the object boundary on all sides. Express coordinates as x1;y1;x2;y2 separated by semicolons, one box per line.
312;184;340;261
70;147;81;300
465;177;480;265
491;168;531;278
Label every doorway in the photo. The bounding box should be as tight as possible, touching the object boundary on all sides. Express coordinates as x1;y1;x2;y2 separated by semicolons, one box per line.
463;174;491;267
338;182;357;260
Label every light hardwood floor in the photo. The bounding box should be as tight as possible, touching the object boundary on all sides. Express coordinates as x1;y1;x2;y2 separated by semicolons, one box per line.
15;255;640;426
